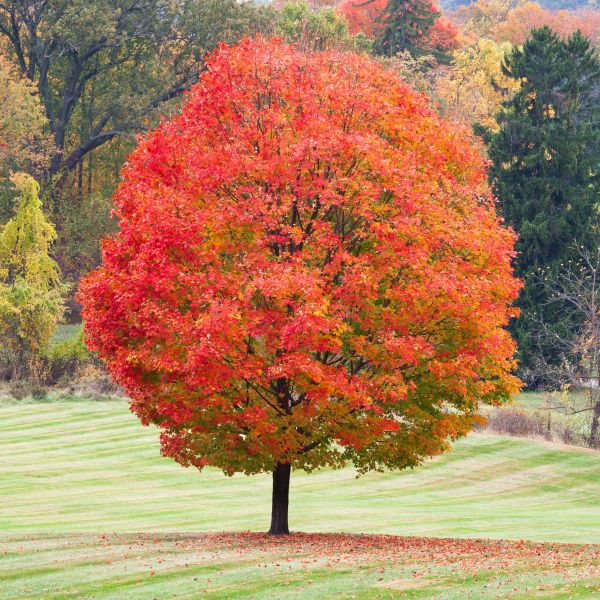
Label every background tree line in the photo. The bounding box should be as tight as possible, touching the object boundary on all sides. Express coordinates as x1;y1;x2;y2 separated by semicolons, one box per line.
0;0;598;440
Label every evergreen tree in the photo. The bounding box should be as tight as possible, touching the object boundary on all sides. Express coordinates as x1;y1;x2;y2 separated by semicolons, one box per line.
0;174;64;379
481;27;600;383
376;0;439;56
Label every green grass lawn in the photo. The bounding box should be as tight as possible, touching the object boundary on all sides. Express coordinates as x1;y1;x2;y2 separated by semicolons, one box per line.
50;323;81;346
513;390;591;411
2;400;600;598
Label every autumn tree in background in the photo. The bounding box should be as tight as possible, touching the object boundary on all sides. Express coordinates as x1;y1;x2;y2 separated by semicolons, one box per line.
455;0;515;42
79;38;520;534
275;0;371;51
495;3;600;46
435;38;517;131
482;27;600;382
0;0;276;287
456;0;600;47
0;55;53;228
0;0;272;181
339;0;387;37
427;16;461;53
382;50;439;96
0;175;64;379
0;57;51;182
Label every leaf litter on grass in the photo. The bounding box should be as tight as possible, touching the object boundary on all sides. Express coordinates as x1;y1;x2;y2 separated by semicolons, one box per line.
2;532;600;599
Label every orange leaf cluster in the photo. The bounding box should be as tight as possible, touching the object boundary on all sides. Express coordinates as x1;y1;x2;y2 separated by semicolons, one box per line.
428;16;461;51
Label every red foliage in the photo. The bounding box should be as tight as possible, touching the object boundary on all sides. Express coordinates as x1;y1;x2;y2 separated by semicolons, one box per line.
338;0;387;37
79;38;520;478
428;16;461;52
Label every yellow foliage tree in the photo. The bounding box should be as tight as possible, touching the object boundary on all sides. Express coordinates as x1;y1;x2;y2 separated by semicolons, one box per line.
0;56;51;177
434;38;518;131
0;174;64;379
454;0;514;42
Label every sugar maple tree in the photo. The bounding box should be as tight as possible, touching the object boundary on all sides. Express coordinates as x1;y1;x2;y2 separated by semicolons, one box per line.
79;38;520;535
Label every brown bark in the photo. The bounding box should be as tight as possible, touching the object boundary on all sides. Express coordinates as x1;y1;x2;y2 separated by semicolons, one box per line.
268;462;291;535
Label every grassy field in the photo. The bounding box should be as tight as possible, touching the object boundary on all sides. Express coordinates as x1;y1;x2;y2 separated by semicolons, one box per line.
50;323;81;346
512;390;591;411
2;400;600;598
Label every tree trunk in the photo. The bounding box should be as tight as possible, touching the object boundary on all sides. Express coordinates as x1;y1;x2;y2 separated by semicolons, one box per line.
268;462;291;535
589;399;600;448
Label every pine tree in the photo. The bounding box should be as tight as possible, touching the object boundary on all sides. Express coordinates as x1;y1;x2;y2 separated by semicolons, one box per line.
481;27;600;383
376;0;439;56
0;174;64;379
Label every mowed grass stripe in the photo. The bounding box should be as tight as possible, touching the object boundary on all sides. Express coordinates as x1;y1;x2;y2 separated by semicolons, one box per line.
1;401;600;541
2;435;154;461
0;408;134;438
0;400;126;422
